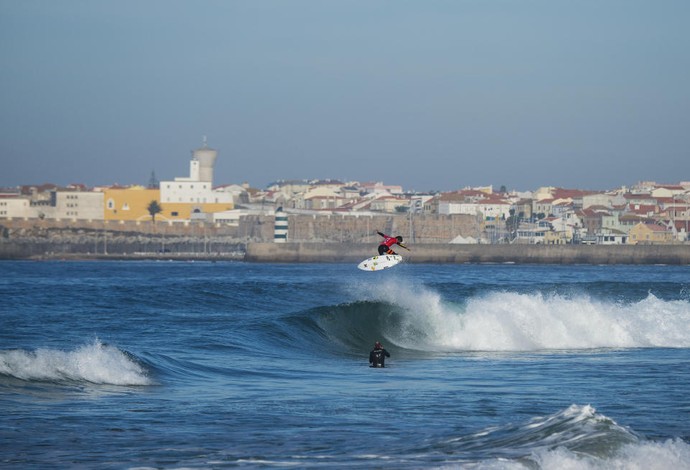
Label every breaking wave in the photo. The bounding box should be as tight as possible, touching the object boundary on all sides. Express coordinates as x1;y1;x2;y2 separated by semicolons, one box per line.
444;405;690;470
0;339;152;386
305;280;690;353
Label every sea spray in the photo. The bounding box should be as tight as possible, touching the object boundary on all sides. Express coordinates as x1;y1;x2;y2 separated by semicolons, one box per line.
0;339;152;385
353;279;690;351
440;405;690;470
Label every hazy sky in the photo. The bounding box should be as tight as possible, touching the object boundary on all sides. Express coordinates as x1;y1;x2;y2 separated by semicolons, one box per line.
2;1;689;192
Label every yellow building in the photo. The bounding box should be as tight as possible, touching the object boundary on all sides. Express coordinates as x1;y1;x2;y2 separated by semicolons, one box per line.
104;186;234;222
104;187;161;221
543;230;572;244
628;222;673;245
158;201;234;221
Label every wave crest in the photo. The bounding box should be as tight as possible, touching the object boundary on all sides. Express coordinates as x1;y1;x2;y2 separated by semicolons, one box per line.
0;339;152;386
317;281;690;352
444;405;690;470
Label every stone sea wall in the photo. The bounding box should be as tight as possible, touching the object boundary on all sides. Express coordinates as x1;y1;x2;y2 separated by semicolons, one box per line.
245;242;690;265
0;220;248;260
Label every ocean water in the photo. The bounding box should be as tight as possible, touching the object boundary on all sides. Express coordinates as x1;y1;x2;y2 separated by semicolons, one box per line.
1;260;689;469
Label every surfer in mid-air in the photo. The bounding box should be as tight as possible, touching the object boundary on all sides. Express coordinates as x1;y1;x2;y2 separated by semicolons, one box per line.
369;341;391;368
376;231;410;255
357;231;410;271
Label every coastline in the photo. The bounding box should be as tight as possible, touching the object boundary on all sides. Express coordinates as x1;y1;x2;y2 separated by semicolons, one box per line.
245;242;690;264
3;242;689;265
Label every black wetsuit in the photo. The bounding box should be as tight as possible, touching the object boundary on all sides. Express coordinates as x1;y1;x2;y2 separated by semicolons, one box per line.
369;348;391;368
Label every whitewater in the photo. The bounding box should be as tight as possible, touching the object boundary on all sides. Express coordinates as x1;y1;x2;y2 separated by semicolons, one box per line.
347;280;690;351
1;260;689;468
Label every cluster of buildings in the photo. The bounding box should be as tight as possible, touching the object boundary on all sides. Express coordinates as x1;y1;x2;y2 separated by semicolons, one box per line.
261;179;689;244
1;140;240;224
1;141;689;245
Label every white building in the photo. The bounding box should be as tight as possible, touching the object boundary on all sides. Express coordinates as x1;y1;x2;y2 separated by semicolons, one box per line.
0;190;104;220
439;201;480;216
51;190;104;220
582;192;625;209
0;196;32;219
160;139;233;206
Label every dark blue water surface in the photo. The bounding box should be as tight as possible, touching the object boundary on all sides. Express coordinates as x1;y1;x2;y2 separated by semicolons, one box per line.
1;261;689;469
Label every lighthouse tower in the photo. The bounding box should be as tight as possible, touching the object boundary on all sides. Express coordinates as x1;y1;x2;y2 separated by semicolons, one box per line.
192;136;218;183
274;207;288;243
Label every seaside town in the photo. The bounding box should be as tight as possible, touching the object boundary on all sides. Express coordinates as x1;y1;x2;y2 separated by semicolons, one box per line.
1;140;689;246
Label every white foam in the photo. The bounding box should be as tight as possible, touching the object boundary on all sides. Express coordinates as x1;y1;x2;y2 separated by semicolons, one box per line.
469;440;690;470
453;405;690;470
358;280;690;351
0;339;152;385
528;438;690;470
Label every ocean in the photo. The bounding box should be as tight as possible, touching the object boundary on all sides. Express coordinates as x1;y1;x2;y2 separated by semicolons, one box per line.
1;260;689;469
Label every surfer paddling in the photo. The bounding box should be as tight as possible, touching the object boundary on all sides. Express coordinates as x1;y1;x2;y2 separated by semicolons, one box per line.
369;341;391;368
376;231;410;256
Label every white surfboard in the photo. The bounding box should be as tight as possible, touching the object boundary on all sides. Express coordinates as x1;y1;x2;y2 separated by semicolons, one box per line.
357;254;403;271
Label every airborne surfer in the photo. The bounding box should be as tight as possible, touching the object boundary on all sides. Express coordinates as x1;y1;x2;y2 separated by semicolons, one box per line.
376;231;410;256
357;231;409;271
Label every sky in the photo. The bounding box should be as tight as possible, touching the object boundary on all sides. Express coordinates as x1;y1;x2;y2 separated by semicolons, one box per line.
1;0;689;193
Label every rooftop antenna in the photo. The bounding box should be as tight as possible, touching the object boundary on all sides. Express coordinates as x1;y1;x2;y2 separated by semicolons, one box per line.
202;135;208;148
148;170;158;189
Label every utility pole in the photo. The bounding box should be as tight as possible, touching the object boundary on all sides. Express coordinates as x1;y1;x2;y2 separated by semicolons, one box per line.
409;200;413;243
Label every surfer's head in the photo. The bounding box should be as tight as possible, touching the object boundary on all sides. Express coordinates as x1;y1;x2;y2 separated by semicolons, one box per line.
374;341;383;350
396;236;403;243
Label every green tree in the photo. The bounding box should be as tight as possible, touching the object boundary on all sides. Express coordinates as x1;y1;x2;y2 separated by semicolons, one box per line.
147;200;163;222
505;208;519;241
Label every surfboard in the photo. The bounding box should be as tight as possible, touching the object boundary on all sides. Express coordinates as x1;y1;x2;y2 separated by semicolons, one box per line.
357;254;403;271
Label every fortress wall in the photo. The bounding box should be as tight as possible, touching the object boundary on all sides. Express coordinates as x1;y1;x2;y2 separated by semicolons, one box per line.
2;216;689;264
0;213;481;243
0;218;241;236
286;213;480;243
